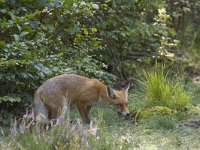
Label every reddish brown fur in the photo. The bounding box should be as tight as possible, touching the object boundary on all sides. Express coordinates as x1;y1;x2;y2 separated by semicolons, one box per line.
33;74;129;124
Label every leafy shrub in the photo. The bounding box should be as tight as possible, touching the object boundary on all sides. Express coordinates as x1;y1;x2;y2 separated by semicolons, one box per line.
141;64;191;110
92;1;181;79
0;0;116;125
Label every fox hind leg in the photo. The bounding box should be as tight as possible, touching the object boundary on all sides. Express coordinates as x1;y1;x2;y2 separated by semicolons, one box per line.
33;100;49;123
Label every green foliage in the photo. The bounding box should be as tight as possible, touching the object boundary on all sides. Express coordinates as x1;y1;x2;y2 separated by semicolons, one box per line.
0;0;176;124
0;0;198;127
92;0;169;78
187;28;200;60
0;1;200;149
0;96;21;104
141;64;191;110
139;106;173;119
153;7;180;61
168;0;200;64
0;0;116;123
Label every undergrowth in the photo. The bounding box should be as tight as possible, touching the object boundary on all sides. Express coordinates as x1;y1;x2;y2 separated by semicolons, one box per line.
140;64;191;110
1;67;200;150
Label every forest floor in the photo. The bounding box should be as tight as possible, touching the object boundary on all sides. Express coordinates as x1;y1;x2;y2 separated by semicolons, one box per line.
0;82;200;150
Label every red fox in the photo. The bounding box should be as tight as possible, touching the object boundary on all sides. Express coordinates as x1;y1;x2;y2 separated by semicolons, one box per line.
33;74;130;124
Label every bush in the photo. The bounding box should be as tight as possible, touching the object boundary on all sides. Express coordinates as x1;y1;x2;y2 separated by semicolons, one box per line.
0;0;116;125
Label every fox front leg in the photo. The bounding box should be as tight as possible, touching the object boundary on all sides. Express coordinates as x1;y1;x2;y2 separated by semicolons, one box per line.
77;102;91;124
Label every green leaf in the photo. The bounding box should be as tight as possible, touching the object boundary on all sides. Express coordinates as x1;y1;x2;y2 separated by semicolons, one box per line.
63;0;72;8
58;15;65;23
20;31;29;37
0;96;21;104
0;41;6;48
82;28;88;35
0;9;7;13
13;34;20;41
91;27;97;33
22;25;32;32
35;62;52;75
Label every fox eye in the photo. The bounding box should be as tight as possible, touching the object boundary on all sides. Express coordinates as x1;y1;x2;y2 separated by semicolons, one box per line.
117;104;122;107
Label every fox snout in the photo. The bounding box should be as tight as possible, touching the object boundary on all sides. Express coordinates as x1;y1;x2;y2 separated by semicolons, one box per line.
117;109;130;117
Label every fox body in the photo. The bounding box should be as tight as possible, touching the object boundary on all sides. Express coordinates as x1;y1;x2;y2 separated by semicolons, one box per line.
33;74;130;124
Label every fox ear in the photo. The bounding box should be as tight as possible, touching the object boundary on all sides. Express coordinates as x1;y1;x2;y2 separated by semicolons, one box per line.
123;82;130;98
107;86;116;99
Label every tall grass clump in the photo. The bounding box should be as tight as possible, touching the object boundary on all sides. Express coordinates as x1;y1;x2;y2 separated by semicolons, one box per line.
141;64;191;110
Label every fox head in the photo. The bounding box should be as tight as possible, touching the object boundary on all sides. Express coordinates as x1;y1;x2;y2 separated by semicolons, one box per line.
106;83;130;117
